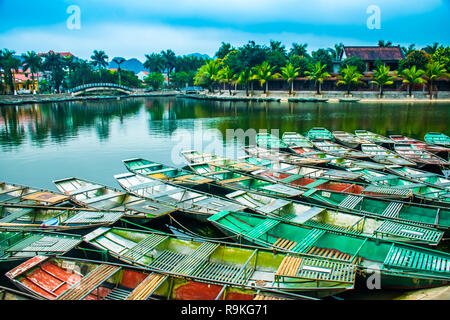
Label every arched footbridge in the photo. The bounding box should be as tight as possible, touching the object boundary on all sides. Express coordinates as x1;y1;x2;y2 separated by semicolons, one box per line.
69;83;136;96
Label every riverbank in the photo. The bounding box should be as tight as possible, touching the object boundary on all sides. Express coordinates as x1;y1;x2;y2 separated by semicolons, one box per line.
0;91;178;106
178;90;450;103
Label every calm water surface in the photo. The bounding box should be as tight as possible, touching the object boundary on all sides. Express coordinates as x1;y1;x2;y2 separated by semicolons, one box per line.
1;97;449;191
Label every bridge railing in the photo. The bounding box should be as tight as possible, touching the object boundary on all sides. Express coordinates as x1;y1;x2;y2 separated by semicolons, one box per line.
68;83;134;93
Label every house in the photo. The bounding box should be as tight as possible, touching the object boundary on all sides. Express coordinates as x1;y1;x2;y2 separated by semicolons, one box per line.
37;50;74;58
340;46;405;71
1;68;40;94
136;71;149;81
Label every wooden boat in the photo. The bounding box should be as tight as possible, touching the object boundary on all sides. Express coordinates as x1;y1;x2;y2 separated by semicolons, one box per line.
123;158;214;187
311;139;372;159
354;130;394;146
360;143;416;166
306;127;334;141
183;151;414;201
332;131;371;149
0;204;124;232
345;167;450;206
389;135;450;155
300;188;450;230
338;98;360;103
6;256;309;300
0;286;36;300
53;177;176;221
0;229;82;263
387;166;450;191
208;211;450;290
224;189;444;246
83;227;357;298
243;145;331;166
424;132;450;147
256;133;291;152
281;132;313;148
0;181;72;206
393;144;449;166
114;172;247;221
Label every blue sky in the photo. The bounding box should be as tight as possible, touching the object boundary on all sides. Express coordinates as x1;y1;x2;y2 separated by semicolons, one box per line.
0;0;449;60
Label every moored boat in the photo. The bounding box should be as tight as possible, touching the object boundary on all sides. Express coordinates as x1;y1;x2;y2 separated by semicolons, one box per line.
0;204;124;232
389;135;450;155
6;256;309;300
0;181;72;206
82;226;357;298
387;166;450;191
393;144;449;166
256;133;291;152
424;132;450;147
0;285;36;300
53;177;176;221
312;139;372;159
306;127;334;141
281;132;313;148
354;130;394;146
208;210;450;290
361;143;416;166
332;131;371;149
114;172;247;221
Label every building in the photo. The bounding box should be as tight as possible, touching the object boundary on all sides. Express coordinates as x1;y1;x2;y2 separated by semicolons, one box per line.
37;50;74;58
340;46;405;71
1;68;40;94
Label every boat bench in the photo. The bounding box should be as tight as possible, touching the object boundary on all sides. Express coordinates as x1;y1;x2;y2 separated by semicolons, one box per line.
123;234;169;261
84;193;119;204
125;273;167;300
380;202;403;218
338;195;363;210
291;228;326;253
290;207;325;224
148;168;175;175
367;174;399;182
151;188;183;199
219;176;252;184
56;264;121;300
68;184;103;195
172;242;220;275
132;163;161;171
202;170;229;176
280;174;304;184
375;221;443;245
303;179;328;189
246;219;280;239
256;199;291;214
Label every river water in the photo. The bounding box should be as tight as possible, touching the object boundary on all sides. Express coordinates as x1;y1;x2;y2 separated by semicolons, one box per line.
0;96;449;299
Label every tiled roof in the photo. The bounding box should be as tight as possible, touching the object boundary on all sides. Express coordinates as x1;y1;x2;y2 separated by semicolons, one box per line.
38;51;74;57
343;46;405;61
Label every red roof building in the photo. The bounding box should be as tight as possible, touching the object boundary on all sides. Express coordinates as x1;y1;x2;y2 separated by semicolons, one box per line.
38;51;74;57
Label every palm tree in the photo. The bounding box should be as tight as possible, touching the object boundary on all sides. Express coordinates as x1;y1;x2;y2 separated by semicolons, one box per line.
371;65;397;97
423;42;440;55
400;66;426;97
161;49;176;85
289;43;309;58
252;61;280;95
422;62;449;99
336;65;364;95
194;59;221;93
328;43;344;61
42;52;66;92
235;69;253;96
21;51;42;93
305;62;330;95
217;65;235;95
90;50;109;81
112;57;126;85
280;63;300;95
143;53;165;73
1;49;21;94
378;40;393;47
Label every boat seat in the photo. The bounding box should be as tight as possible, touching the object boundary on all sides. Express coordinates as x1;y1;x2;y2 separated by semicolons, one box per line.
362;185;412;197
260;184;303;197
375;221;443;245
273;238;297;250
256;199;291;214
202;170;229;176
389;183;427;189
172;242;220;275
56;264;121;300
129;180;163;191
290;228;325;253
104;287;132;300
132;163;161;171
280;174;304;184
125;273;167;300
219;176;252;184
338;195;363;210
290;207;326;224
380;202;403;218
68;184;104;195
302;179;328;189
151;188;183;199
84;193;119;204
123;234;169;261
246;219;280;239
366;174;399;182
148;168;175;175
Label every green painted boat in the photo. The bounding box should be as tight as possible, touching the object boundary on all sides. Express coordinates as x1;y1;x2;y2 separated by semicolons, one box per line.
387;166;450;191
83;226;357;298
301;188;450;230
0;204;124;232
122;158;215;188
256;133;291;152
361;143;416;166
0;286;36;300
332;131;371;149
0;181;72;206
306;127;334;141
114;172;247;221
346;167;450;206
208;211;450;290
224;189;444;246
183;151;414;201
390;135;450;155
6;256;309;301
394;144;449;166
354;130;394;146
312;140;372;159
53;177;176;221
243;145;331;166
424;132;450;147
0;229;82;263
281;132;314;148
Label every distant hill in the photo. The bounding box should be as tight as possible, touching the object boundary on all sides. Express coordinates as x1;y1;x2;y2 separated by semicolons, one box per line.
109;57;145;73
